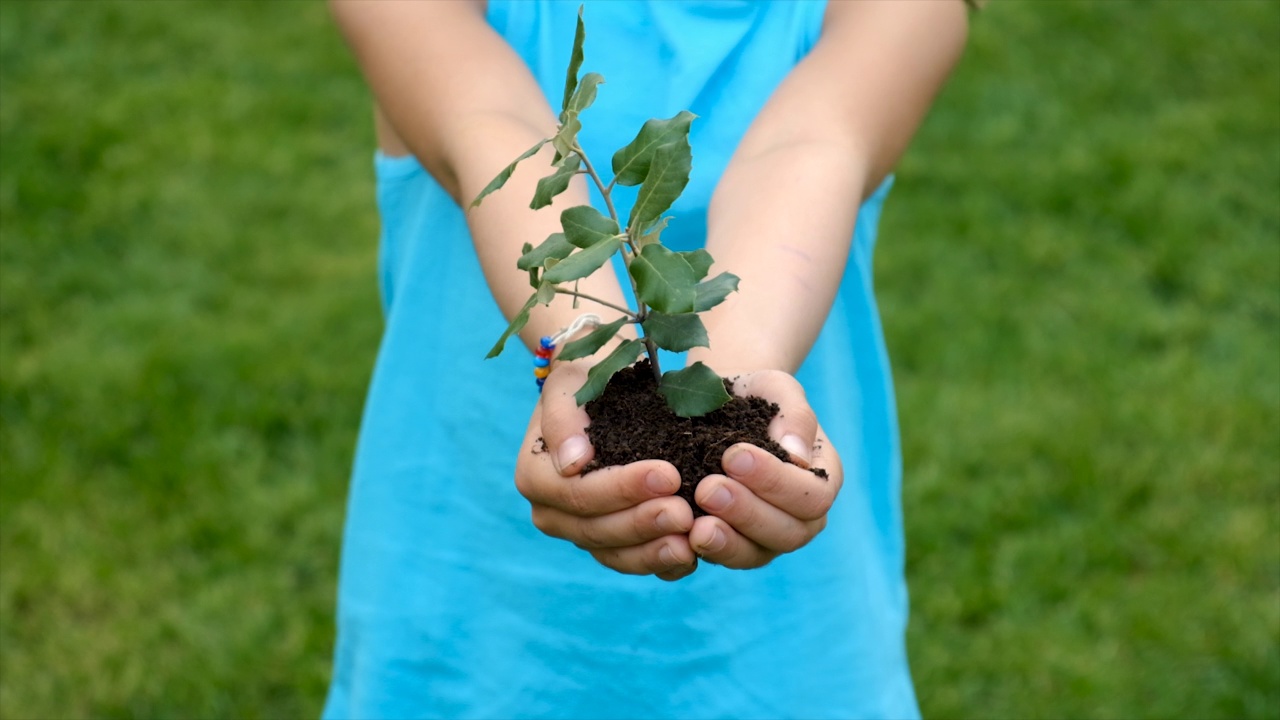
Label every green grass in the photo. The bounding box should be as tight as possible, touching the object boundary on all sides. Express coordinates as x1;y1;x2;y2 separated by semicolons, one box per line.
1;1;1276;718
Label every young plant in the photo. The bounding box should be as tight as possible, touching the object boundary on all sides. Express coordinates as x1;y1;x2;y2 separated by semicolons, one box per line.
473;8;739;418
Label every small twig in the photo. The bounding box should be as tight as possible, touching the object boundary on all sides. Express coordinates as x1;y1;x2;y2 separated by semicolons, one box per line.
573;144;630;253
553;288;637;319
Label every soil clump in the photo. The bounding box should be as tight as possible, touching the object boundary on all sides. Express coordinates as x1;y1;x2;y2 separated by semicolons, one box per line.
580;360;819;517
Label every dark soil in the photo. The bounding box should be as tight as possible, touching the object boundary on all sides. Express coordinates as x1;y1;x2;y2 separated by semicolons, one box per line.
580;360;821;517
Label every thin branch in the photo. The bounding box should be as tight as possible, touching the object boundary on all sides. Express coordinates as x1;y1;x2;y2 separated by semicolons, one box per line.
553;288;638;319
573;144;626;249
571;143;657;374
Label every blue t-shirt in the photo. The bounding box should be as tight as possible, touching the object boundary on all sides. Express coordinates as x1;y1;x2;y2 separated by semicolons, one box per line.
323;2;917;718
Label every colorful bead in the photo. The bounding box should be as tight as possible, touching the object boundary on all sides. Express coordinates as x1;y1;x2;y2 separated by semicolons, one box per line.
535;337;557;392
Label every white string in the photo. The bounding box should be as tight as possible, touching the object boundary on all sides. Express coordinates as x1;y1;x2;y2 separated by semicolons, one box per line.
550;312;602;347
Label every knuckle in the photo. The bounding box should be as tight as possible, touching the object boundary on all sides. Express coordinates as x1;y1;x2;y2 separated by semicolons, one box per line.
540;404;574;438
591;547;643;576
794;492;831;522
529;506;558;537
722;488;757;526
750;467;786;497
513;468;535;500
588;548;621;573
576;516;609;548
563;479;593;516
622;469;654;505
776;523;812;553
792;405;818;432
632;506;657;542
719;547;760;570
763;369;804;398
722;540;777;569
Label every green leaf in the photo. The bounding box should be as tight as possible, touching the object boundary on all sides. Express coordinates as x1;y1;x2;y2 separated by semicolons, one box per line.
574;339;644;406
535;280;556;306
530;154;581;210
551;115;581;161
678;249;713;281
486;293;538;359
564;72;604;120
554;69;602;162
628;139;692;228
611;110;696;187
694;271;740;312
522;242;538;287
470;139;547;209
561;205;620;248
641;311;708;352
561;6;586;112
636;216;669;248
659;362;732;417
543;236;621;283
516;233;575;270
629;243;696;314
557;316;630;361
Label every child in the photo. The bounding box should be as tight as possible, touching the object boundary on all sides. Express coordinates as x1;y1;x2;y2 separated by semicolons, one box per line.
325;1;968;717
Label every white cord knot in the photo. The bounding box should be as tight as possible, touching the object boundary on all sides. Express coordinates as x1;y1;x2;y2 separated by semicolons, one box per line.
550;312;603;347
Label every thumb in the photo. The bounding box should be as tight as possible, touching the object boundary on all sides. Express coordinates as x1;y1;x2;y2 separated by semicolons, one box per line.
540;361;595;476
730;370;818;468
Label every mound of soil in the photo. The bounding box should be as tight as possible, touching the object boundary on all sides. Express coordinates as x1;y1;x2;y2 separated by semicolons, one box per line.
580;360;819;517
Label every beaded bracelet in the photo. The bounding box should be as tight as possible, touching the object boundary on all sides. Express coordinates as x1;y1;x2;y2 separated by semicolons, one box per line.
532;313;602;392
534;336;554;389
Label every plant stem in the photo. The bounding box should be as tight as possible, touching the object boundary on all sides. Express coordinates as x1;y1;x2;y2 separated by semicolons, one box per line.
573;146;629;253
642;336;662;381
553;288;637;319
572;145;661;377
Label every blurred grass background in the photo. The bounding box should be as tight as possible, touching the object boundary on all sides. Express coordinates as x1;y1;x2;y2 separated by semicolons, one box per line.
0;1;1275;718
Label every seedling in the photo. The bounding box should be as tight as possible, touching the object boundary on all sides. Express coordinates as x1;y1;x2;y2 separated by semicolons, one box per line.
472;8;739;418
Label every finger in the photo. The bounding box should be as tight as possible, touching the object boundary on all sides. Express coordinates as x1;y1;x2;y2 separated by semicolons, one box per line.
720;442;840;522
655;563;698;582
695;476;824;553
688;515;778;570
539;362;594;476
590;535;698;577
531;496;694;549
515;457;681;518
729;371;818;467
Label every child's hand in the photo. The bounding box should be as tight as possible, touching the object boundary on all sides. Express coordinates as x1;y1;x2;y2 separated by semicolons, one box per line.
514;362;699;581
687;370;844;569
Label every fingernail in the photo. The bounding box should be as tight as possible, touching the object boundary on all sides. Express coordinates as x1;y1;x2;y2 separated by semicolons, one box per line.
724;446;755;476
659;545;680;568
646;470;675;495
781;434;812;466
701;485;732;513
656;510;681;534
698;527;726;553
556;435;590;474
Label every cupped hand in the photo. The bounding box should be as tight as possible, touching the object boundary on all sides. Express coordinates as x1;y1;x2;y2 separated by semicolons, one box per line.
514;361;699;581
687;370;844;569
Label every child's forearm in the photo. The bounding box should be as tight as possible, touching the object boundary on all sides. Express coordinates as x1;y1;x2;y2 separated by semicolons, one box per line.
690;0;969;375
331;0;633;354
